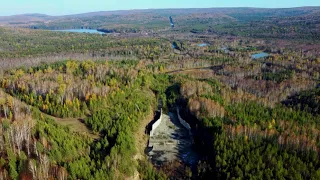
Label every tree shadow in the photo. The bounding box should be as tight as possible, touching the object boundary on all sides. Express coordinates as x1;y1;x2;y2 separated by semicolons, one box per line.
168;112;200;169
145;110;161;135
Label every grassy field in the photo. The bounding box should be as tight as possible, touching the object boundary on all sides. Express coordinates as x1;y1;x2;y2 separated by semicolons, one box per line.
51;116;100;139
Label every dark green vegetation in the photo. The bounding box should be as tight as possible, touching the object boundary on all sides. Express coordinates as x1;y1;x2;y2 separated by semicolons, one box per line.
283;87;320;115
0;6;320;180
257;69;294;83
175;75;320;179
0;61;170;179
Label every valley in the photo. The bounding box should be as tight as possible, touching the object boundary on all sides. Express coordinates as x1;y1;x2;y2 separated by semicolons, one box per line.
0;6;319;180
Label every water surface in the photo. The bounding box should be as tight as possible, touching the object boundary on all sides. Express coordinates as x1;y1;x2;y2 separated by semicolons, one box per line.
198;43;208;47
252;52;269;59
52;29;104;34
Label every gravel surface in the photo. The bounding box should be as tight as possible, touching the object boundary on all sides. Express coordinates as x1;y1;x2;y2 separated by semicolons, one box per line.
147;112;198;166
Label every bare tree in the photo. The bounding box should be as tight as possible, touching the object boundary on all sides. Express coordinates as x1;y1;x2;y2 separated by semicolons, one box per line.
28;160;37;180
40;154;50;180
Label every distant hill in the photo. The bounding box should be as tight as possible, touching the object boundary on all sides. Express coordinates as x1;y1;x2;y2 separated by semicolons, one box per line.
0;7;319;39
0;13;54;24
0;7;319;24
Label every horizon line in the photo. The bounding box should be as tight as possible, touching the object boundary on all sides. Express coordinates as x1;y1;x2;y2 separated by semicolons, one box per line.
1;6;319;17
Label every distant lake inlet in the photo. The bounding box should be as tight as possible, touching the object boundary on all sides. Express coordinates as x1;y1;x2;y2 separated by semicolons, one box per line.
51;29;104;34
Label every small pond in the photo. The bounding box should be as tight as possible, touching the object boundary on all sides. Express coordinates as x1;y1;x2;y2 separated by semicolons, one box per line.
252;52;269;59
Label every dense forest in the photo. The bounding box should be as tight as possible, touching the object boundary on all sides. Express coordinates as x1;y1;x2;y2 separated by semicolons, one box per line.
176;78;320;179
0;60;171;179
0;6;319;180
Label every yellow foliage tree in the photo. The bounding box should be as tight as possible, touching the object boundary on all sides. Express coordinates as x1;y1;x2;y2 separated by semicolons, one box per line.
66;61;79;74
57;74;64;84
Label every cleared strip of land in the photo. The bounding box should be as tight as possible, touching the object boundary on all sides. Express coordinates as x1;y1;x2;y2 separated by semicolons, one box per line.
148;112;198;166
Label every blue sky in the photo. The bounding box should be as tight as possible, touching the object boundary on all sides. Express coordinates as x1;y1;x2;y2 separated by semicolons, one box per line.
1;0;319;16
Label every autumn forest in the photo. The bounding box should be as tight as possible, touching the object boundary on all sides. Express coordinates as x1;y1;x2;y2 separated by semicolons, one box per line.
0;6;320;180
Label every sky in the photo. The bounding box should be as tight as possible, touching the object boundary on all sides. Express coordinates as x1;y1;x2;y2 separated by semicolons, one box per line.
0;0;319;16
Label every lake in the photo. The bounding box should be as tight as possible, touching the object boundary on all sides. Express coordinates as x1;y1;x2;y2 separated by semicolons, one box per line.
198;43;208;47
252;52;269;59
52;29;104;34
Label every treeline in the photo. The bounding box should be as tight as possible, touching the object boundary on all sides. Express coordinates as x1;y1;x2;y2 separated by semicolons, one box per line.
212;15;320;41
